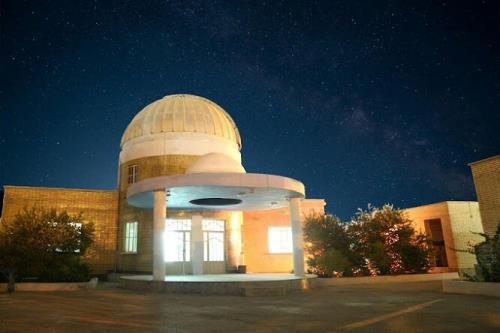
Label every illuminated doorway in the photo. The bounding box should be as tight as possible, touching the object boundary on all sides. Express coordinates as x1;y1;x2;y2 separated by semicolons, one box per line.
164;218;226;274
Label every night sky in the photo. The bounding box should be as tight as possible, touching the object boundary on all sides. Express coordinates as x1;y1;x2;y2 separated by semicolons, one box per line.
1;1;499;220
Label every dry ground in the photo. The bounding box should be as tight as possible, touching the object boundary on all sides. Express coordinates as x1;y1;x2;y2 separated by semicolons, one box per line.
0;281;499;332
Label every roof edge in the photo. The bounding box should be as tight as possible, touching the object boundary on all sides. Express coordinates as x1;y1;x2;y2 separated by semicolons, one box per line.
3;185;117;193
403;200;478;210
468;154;500;166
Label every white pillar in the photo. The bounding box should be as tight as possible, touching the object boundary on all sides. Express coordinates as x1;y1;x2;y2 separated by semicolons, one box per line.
290;198;305;277
153;190;166;281
228;211;243;270
191;215;204;275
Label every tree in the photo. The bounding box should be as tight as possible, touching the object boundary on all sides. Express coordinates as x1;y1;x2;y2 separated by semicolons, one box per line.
349;204;430;275
304;205;431;278
0;207;94;283
303;214;365;277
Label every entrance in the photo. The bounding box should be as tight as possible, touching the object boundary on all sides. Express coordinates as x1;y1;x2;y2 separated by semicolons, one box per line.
164;218;226;275
424;219;448;267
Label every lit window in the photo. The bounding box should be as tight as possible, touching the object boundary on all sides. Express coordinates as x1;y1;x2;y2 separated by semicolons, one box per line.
165;219;191;262
268;227;292;254
124;221;138;253
203;219;225;261
127;165;138;184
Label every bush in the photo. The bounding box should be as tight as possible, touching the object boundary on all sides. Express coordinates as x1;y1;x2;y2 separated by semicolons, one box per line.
304;214;365;277
470;224;500;282
349;204;431;275
38;254;91;282
309;249;352;277
304;205;431;277
0;207;94;282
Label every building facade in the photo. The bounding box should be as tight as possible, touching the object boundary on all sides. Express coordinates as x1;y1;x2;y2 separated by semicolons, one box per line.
405;201;484;275
0;94;325;277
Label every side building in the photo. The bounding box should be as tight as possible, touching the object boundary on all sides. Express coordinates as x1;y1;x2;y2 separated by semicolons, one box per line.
405;201;483;275
469;155;500;236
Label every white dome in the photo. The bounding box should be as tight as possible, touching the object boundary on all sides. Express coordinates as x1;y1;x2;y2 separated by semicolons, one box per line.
121;94;241;149
186;153;246;174
119;94;243;165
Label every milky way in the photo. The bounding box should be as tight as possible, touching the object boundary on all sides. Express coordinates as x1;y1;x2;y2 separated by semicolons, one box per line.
1;1;499;219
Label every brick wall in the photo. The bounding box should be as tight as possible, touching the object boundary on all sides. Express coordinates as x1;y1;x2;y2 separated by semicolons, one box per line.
469;155;500;236
117;154;198;272
1;186;118;274
447;201;484;269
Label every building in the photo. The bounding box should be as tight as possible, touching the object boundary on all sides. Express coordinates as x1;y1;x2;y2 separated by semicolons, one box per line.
405;201;483;275
0;94;325;280
469;155;500;236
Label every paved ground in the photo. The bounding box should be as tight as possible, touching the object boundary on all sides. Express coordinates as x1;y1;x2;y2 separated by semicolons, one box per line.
0;281;499;332
122;273;313;282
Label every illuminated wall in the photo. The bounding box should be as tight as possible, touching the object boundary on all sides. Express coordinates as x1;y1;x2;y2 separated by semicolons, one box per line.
0;186;118;274
405;201;483;274
117;154;198;272
1;182;326;275
469;155;500;236
242;199;326;273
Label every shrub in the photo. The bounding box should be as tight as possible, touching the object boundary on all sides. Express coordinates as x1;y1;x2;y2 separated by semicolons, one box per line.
310;249;352;277
304;205;431;277
304;214;365;277
38;254;91;282
470;224;500;282
0;207;94;282
349;204;431;275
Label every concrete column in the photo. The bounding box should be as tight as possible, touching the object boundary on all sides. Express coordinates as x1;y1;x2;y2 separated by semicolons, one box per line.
191;215;204;275
290;198;305;277
153;190;167;281
227;211;243;271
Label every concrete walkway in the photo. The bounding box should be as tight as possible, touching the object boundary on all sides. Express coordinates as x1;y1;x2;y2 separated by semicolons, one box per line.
121;273;315;282
1;281;499;332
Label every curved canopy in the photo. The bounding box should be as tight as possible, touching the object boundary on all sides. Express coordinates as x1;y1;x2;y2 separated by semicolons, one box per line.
127;173;305;211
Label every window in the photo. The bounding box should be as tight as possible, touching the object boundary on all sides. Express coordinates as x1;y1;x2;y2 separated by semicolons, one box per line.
203;219;225;261
165;219;191;262
268;227;292;254
124;221;138;253
127;164;138;184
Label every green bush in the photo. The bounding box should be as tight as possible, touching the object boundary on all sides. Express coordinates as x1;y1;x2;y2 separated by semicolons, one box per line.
303;214;365;277
349;204;431;275
0;207;94;282
310;249;352;277
471;224;500;282
37;254;91;282
304;205;431;277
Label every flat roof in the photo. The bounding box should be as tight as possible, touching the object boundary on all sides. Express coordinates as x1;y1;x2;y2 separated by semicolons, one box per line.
3;185;117;193
403;200;478;210
468;154;500;166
